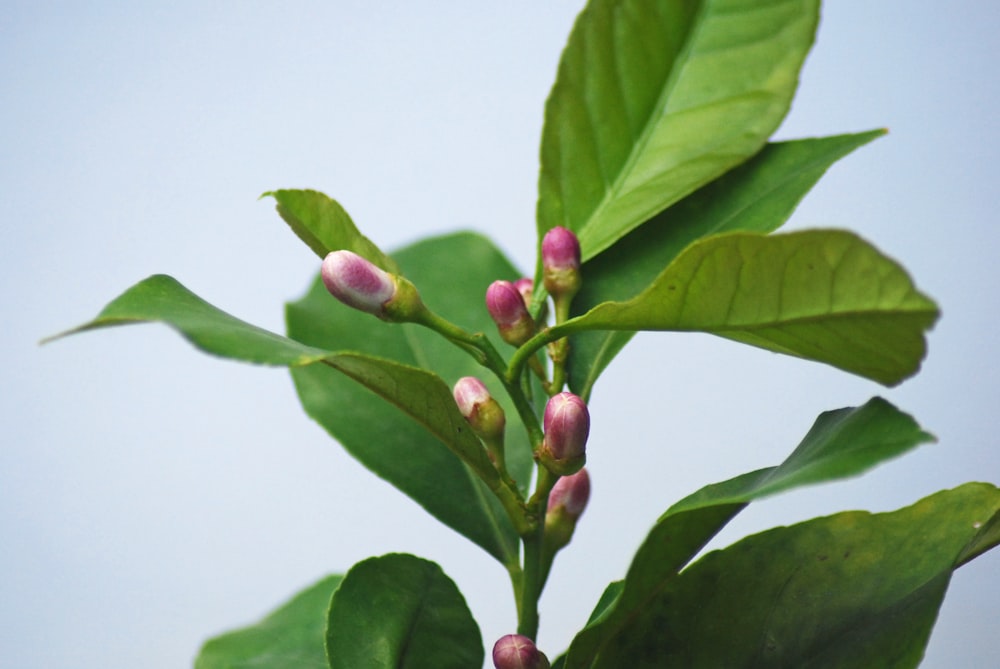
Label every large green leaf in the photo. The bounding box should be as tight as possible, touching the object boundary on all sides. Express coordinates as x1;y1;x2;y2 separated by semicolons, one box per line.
565;130;886;398
287;232;540;565
195;574;342;669
592;483;1000;668
326;554;482;669
48;232;535;564
263;189;398;271
538;0;820;263
564;398;934;667
553;229;939;386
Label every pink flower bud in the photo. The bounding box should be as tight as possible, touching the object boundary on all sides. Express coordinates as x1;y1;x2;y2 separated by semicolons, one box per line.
453;376;505;441
512;277;534;308
321;250;396;316
539;392;589;475
486;280;535;346
542;226;582;299
492;634;550;669
547;468;591;520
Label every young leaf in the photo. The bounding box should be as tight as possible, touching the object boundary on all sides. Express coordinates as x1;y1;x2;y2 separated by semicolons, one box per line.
194;574;342;669
326;554;483;669
554;229;939;386
565;130;887;398
538;0;820;263
564;397;934;668
264;189;399;272
591;483;1000;668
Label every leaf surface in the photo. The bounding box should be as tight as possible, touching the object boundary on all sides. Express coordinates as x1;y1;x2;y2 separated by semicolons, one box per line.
556;229;939;386
326;554;482;669
564;398;934;667
564;130;886;398
195;574;342;669
538;0;820;262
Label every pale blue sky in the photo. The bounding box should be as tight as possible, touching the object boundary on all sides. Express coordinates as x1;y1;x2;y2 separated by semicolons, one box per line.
3;2;999;667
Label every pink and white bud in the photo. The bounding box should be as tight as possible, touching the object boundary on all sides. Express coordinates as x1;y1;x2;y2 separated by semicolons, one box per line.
539;391;589;475
542;226;582;299
492;634;550;669
486;280;535;346
512;277;534;308
453;376;505;442
547;468;591;520
321;250;396;316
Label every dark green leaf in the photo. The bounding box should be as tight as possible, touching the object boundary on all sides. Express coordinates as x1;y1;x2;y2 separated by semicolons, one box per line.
565;130;886;398
538;0;820;263
593;484;1000;668
564;398;934;667
326;554;482;669
556;229;939;386
194;574;342;669
263;189;398;271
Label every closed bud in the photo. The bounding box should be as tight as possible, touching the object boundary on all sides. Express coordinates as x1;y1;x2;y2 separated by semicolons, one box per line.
542;226;581;300
321;250;425;322
545;469;591;550
486;280;535;346
453;376;505;442
512;277;534;308
492;634;551;669
539;392;589;475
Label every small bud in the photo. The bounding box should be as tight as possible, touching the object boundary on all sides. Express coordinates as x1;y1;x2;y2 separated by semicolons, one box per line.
512;277;534;308
453;376;506;442
486;280;535;346
542;226;582;299
545;468;591;551
492;634;551;669
538;392;589;475
321;250;396;316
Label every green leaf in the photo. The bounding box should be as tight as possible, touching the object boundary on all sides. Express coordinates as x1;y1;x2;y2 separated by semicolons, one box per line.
287;232;539;565
326;554;482;669
564;398;934;668
592;483;1000;668
538;0;820;263
48;232;535;564
556;229;939;386
263;189;398;271
565;130;887;398
195;574;342;669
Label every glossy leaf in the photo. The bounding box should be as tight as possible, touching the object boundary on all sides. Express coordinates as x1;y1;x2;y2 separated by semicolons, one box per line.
326;554;482;669
564;398;934;667
555;229;939;386
287;232;540;565
195;574;342;669
264;189;398;271
48;232;536;564
538;0;820;263
564;130;887;398
592;483;1000;668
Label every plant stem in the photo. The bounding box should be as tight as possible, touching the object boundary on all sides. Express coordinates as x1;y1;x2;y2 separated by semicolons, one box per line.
517;466;558;639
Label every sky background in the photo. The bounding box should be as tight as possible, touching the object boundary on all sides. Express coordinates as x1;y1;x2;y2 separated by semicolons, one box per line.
3;2;999;667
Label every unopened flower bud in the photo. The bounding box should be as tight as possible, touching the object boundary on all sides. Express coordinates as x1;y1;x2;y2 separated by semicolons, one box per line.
492;634;550;669
538;392;589;475
545;468;591;551
321;250;425;322
512;278;534;307
453;376;505;443
542;226;581;300
486;280;535;346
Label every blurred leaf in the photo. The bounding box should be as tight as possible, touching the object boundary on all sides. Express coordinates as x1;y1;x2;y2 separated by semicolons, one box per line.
556;229;939;386
263;189;398;271
287;232;539;565
326;554;482;669
565;130;886;398
591;483;1000;668
195;574;342;669
538;0;820;264
564;398;934;667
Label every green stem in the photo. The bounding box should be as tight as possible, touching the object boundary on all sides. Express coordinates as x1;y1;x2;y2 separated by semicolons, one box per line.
517;466;558;639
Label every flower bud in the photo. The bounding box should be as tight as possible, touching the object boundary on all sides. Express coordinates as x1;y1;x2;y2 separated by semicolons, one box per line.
486;280;535;346
512;277;534;308
492;634;550;669
542;226;581;300
545;468;591;551
538;391;589;475
453;376;505;443
321;250;425;322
